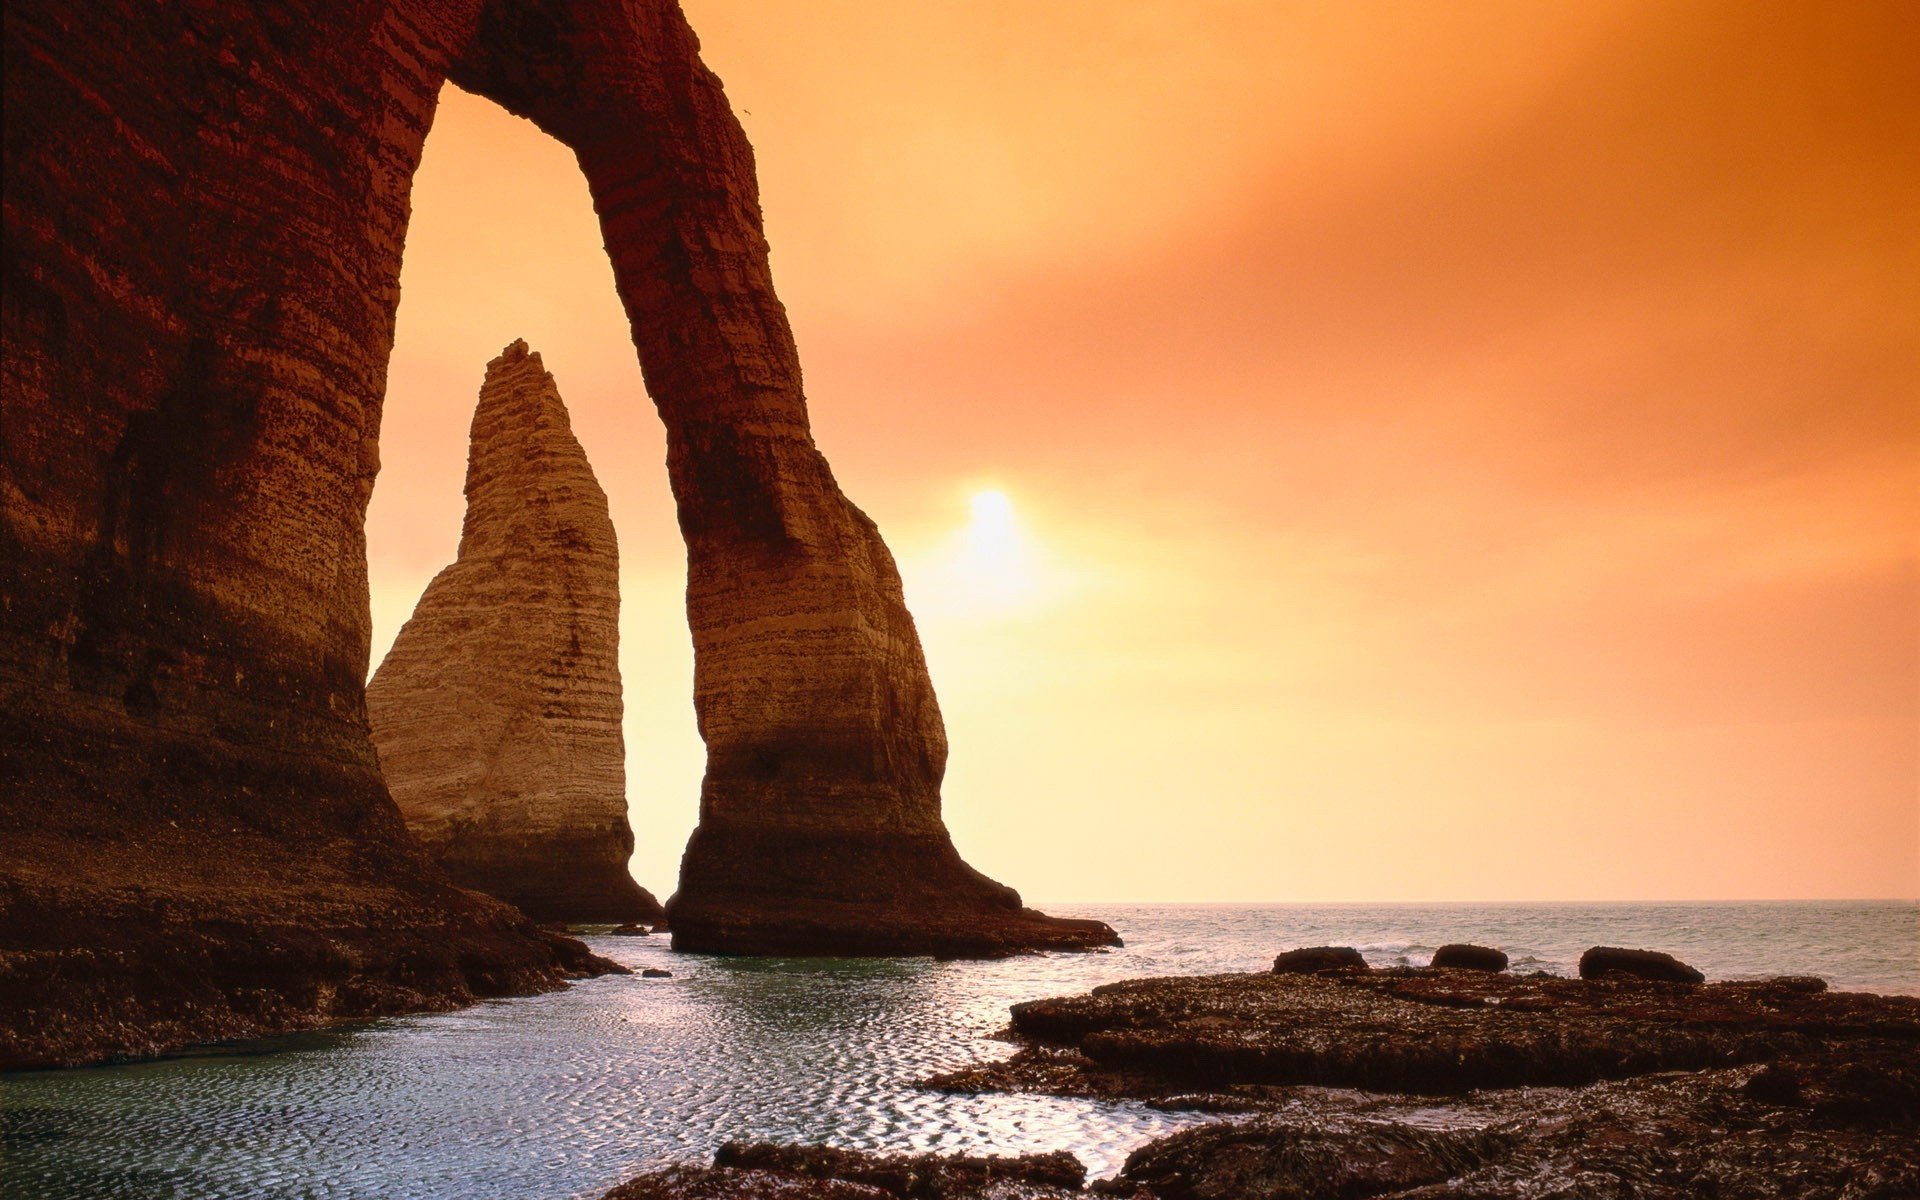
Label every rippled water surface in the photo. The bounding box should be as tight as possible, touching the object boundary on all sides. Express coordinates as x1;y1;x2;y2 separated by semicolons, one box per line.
4;901;1914;1199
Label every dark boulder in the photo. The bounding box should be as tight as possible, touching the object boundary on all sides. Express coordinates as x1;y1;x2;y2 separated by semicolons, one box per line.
1431;943;1509;972
642;968;673;978
1579;946;1704;984
611;924;651;937
1273;946;1369;974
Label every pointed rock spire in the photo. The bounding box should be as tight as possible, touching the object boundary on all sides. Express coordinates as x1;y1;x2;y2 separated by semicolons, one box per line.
367;342;661;924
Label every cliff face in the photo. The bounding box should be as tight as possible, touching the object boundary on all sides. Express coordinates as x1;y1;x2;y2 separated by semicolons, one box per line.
2;0;1107;1067
367;343;660;924
0;2;636;1068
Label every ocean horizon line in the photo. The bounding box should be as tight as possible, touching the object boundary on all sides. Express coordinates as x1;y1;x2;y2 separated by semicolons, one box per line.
1028;895;1919;908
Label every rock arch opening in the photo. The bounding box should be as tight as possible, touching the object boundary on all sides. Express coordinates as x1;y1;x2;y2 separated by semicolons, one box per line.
433;4;1113;952
366;82;699;924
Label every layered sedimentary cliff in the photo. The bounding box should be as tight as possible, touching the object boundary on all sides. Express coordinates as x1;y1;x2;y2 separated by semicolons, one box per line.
3;0;1103;1068
2;0;636;1068
367;343;660;924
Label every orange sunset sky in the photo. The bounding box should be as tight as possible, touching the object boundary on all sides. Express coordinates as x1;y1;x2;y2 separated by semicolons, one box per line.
367;1;1919;903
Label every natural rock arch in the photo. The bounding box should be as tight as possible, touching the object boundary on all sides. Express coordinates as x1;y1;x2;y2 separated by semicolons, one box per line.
445;4;1110;955
2;0;1108;1060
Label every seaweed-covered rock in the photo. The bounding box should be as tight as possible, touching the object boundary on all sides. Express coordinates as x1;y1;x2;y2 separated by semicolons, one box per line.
603;1144;1087;1200
1272;946;1369;974
1430;943;1508;972
1099;1049;1920;1200
604;1167;891;1200
1579;946;1704;984
934;971;1920;1098
1105;1117;1496;1200
928;966;1920;1200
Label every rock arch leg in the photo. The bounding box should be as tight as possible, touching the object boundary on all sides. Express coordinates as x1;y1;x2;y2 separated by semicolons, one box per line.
0;0;620;1067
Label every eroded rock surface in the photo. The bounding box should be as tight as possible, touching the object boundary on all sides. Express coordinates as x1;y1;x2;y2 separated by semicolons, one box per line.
1094;1059;1920;1200
911;968;1920;1200
932;970;1917;1097
1108;1117;1496;1200
602;1144;1086;1200
593;1051;1920;1200
367;343;660;924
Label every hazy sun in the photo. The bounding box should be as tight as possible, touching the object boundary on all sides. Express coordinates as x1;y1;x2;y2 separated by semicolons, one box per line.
899;484;1075;620
958;487;1034;606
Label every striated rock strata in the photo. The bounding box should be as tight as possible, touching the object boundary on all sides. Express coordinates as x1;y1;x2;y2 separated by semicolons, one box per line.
4;0;1102;1067
367;342;660;925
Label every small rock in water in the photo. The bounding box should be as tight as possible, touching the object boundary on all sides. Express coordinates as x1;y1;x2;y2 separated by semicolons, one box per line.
1579;945;1704;984
1431;943;1509;972
1273;946;1369;974
641;968;673;978
611;923;650;937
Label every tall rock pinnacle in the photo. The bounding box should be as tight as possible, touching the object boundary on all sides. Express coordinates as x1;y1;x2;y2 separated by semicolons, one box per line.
367;342;661;925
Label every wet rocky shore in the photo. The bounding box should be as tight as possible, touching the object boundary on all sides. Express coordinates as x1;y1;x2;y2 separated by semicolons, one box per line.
600;949;1920;1199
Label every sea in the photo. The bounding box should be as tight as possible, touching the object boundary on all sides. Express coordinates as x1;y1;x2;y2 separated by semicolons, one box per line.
2;900;1914;1200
